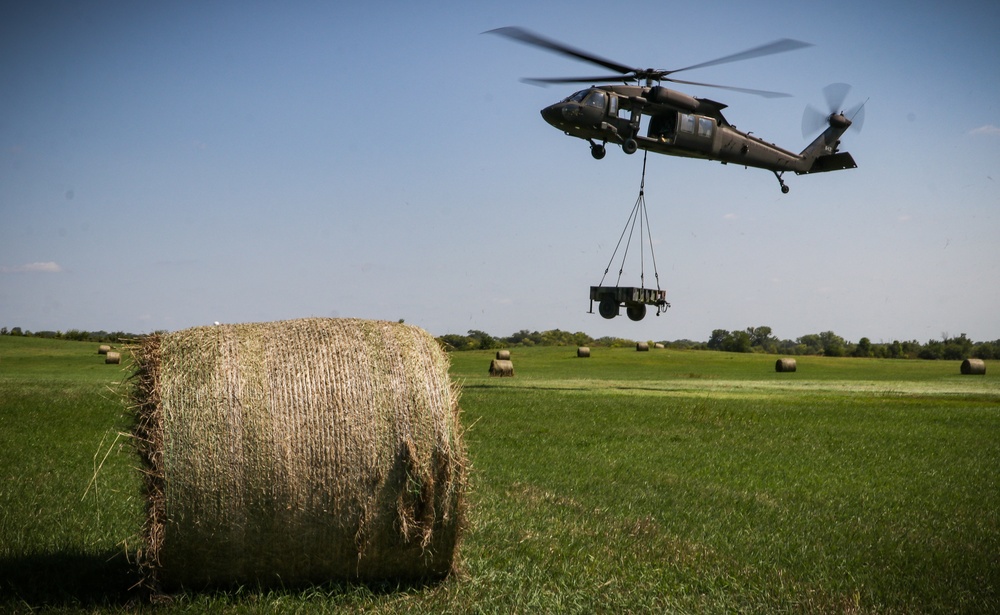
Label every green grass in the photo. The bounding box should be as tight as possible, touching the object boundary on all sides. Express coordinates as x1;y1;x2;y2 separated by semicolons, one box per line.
1;338;998;612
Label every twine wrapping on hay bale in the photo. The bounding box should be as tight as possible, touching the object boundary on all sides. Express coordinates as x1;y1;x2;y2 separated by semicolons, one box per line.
577;347;590;358
129;318;467;591
98;344;111;355
775;358;797;373
495;350;511;361
105;351;121;364
636;342;649;352
489;359;514;377
961;358;986;375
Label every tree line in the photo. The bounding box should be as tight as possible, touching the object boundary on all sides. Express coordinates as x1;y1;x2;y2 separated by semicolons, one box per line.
1;327;139;344
436;326;1000;360
5;325;999;360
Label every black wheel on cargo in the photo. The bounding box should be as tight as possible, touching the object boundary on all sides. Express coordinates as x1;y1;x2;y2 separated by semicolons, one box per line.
626;303;646;321
598;297;619;319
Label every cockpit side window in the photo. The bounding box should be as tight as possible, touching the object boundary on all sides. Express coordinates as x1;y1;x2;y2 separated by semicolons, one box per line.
584;90;606;109
566;90;589;103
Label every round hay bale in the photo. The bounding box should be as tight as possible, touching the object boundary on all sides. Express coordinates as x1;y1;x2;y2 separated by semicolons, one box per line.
489;359;514;377
129;318;467;591
961;358;986;375
577;346;590;358
105;351;121;364
775;358;797;373
495;350;511;361
636;342;649;352
98;344;111;355
654;343;665;349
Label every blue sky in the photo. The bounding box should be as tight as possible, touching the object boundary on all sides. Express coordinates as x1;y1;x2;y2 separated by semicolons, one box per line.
2;0;998;343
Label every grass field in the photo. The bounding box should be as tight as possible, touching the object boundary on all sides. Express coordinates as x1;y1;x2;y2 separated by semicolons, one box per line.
1;337;998;613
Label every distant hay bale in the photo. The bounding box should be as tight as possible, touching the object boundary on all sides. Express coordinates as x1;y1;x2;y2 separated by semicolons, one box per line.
489;359;514;377
495;350;511;360
129;318;467;591
98;345;111;355
636;342;649;352
775;358;797;372
105;351;121;364
577;347;590;358
961;358;986;375
654;343;665;349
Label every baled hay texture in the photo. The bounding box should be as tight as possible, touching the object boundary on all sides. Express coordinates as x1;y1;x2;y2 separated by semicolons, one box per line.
961;358;986;375
105;351;121;364
98;345;111;355
775;358;797;373
129;318;467;591
489;359;514;377
495;350;511;361
577;347;590;358
636;342;649;352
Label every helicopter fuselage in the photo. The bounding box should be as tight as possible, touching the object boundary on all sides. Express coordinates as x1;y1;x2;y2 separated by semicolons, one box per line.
541;85;855;190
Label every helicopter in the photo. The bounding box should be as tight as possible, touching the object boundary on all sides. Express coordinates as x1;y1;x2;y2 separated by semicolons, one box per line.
488;27;864;193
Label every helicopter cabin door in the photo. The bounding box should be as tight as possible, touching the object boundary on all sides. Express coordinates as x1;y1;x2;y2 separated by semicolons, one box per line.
672;113;718;154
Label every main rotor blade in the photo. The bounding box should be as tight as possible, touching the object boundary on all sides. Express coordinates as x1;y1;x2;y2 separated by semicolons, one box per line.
666;77;792;98
485;26;634;76
669;38;813;75
522;74;636;86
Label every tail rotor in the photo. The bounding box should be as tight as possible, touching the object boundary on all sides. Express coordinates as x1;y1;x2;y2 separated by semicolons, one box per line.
802;83;866;138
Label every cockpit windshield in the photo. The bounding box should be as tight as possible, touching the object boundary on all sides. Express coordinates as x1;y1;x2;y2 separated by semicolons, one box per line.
564;90;589;103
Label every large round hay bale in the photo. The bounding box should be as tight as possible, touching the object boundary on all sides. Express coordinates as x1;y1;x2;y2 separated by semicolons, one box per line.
961;358;986;375
105;351;121;364
129;318;467;591
98;344;111;355
495;350;511;361
577;346;590;358
775;358;797;373
636;342;649;352
489;359;514;377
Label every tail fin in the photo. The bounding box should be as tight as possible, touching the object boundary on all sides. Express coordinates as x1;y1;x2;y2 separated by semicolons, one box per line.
796;115;856;175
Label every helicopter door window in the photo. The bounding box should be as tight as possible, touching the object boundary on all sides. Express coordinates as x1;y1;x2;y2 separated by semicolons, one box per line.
608;95;618;116
679;113;696;134
697;117;714;137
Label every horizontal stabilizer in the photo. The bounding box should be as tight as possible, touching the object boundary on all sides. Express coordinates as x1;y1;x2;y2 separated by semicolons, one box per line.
799;151;857;174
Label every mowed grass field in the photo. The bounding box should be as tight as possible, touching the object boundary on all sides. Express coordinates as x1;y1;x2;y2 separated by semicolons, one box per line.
1;336;998;613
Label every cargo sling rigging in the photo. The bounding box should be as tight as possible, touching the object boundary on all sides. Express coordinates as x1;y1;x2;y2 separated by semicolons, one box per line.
589;151;670;320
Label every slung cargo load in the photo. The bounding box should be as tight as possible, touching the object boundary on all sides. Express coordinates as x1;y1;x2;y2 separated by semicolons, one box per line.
591;286;669;321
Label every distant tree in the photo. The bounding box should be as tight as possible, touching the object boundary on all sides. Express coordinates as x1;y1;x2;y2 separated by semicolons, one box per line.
853;337;872;358
819;331;846;357
707;329;730;351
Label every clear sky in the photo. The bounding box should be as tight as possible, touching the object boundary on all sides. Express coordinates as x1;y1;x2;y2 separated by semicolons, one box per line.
2;0;998;343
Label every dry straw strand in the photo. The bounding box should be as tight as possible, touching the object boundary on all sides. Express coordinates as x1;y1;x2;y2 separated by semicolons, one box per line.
129;318;467;591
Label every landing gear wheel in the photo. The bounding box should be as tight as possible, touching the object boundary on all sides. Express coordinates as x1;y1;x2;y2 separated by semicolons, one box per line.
598;297;619;319
622;138;638;155
591;143;606;160
774;171;789;194
626;303;647;321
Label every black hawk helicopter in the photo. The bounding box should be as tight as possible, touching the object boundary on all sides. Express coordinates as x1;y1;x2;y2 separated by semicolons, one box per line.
488;27;864;193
